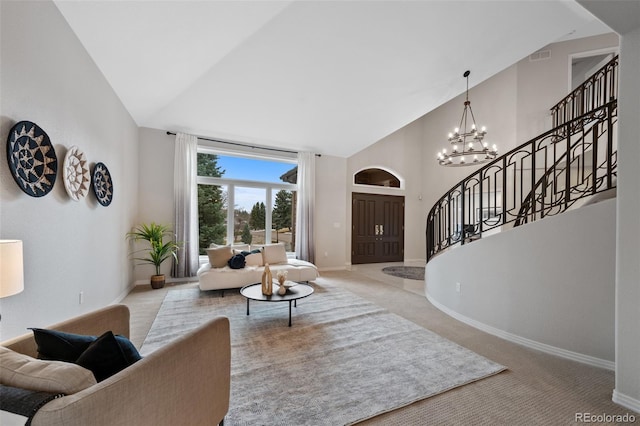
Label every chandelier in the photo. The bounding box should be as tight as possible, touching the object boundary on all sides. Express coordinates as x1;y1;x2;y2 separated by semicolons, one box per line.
437;70;497;167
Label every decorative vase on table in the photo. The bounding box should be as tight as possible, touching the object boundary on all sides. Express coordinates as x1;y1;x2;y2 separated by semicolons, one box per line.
261;264;273;296
277;270;288;295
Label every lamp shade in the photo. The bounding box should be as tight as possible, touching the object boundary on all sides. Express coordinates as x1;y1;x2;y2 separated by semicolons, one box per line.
0;240;24;298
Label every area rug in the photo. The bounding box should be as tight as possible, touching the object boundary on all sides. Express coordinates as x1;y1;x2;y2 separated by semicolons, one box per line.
382;265;425;280
141;283;505;425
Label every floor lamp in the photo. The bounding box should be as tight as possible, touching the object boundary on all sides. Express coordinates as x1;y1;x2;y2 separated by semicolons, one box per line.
0;240;24;321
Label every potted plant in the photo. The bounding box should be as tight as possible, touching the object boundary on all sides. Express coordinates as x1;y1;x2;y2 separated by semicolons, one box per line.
126;222;179;289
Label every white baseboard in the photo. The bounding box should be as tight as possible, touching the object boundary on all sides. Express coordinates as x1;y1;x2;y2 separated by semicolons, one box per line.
112;283;136;304
426;292;615;371
613;389;640;414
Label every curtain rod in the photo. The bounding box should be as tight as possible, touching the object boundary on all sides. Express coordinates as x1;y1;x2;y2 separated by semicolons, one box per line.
166;131;320;157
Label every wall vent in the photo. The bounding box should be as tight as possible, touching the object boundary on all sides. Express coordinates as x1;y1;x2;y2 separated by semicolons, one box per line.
529;50;551;61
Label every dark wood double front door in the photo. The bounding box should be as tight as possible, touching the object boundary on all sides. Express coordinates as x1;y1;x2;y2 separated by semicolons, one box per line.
351;193;404;264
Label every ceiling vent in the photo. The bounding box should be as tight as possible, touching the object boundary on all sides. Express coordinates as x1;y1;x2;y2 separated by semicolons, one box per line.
529;50;551;61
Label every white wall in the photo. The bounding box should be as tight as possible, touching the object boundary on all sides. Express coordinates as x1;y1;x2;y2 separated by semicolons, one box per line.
420;65;519;218
426;199;616;367
340;33;618;269
137;129;349;273
347;117;425;262
515;33;619;143
614;23;640;414
314;155;347;269
136;128;176;281
0;1;139;340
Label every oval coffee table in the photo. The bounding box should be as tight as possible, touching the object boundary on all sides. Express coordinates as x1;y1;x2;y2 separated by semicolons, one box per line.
240;282;314;327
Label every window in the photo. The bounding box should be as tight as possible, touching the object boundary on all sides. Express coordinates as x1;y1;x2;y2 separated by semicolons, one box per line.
197;151;297;254
354;168;401;188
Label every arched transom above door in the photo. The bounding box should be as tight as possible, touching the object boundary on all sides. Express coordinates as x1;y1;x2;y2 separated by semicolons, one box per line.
354;167;403;189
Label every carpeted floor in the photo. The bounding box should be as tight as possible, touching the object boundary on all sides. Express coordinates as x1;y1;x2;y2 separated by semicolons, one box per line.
141;284;505;425
122;265;636;425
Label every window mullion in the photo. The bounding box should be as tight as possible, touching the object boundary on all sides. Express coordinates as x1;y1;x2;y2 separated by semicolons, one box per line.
227;183;235;245
265;187;273;245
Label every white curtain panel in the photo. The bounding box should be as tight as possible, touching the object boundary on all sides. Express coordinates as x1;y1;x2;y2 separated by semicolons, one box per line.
295;152;316;263
172;132;199;277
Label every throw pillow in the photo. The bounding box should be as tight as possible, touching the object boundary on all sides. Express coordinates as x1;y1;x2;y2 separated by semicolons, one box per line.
231;244;250;252
30;329;141;365
30;328;95;362
114;335;143;365
227;254;246;269
262;243;288;265
29;329;142;382
244;252;263;267
76;331;137;382
0;346;96;394
205;246;233;268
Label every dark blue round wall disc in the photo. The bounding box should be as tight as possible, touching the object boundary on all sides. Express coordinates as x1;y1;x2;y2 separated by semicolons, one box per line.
6;121;58;197
92;162;113;206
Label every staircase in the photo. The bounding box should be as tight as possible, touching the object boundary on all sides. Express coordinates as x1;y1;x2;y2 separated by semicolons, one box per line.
426;56;618;262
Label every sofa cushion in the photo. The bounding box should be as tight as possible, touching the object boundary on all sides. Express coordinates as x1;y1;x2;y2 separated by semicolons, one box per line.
29;328;142;383
206;246;233;268
262;243;288;265
30;329;142;365
30;328;94;362
76;331;140;382
244;252;263;267
231;244;250;252
0;346;96;394
227;254;246;269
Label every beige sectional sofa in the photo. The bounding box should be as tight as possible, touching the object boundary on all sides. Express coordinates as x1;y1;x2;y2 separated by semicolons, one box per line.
1;304;230;426
197;243;318;292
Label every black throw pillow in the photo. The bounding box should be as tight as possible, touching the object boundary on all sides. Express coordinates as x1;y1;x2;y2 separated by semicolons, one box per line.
114;335;143;365
30;328;94;362
76;331;132;382
228;253;246;269
29;328;142;382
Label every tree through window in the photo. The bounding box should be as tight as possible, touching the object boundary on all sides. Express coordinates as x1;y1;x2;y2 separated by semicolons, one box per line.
197;151;297;254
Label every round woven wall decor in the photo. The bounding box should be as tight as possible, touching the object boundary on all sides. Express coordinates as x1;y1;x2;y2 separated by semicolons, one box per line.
6;121;58;197
92;162;113;206
63;145;90;201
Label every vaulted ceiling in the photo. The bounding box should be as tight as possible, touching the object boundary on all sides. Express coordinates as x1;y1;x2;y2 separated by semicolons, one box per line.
53;1;610;157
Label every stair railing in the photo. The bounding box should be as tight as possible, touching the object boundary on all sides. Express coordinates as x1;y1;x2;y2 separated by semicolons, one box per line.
514;104;617;226
551;55;618;130
426;100;617;262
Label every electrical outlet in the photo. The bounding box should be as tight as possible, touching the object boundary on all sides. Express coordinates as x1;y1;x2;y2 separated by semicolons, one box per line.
79;291;84;304
455;282;461;293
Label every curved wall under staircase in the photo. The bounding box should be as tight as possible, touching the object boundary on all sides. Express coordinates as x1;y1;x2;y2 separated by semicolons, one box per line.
425;199;616;369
